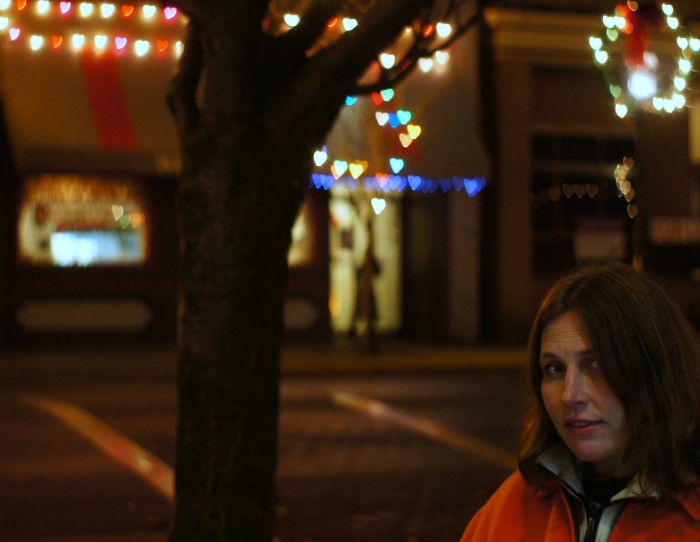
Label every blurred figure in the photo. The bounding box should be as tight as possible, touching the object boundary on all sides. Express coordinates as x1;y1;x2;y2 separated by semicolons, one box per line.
460;262;700;541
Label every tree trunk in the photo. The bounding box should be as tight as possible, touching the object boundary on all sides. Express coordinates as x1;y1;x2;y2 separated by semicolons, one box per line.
170;125;307;540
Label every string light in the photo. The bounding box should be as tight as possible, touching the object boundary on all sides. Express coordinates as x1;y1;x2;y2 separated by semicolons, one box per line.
589;1;697;118
311;173;487;197
0;0;185;58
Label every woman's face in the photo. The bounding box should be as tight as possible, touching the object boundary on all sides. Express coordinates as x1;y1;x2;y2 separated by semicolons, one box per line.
539;311;631;479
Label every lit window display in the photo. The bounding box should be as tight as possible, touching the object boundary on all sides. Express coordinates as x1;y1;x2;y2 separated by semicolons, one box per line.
18;174;148;266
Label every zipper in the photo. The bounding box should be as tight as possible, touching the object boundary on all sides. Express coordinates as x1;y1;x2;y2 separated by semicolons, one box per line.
583;512;598;542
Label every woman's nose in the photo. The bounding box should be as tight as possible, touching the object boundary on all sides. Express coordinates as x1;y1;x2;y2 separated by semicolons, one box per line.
562;370;587;405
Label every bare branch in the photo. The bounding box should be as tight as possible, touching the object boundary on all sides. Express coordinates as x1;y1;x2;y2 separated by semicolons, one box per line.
349;4;482;96
275;0;345;55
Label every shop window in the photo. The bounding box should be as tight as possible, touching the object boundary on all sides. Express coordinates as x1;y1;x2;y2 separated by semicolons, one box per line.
18;174;148;267
531;134;634;275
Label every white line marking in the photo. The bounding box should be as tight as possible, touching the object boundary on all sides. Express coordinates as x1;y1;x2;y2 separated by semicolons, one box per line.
331;390;517;470
22;395;174;500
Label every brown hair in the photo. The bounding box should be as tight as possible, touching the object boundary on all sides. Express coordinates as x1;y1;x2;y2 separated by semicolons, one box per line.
519;262;700;497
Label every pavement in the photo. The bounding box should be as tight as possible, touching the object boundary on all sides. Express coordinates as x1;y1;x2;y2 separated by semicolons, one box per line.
0;339;528;542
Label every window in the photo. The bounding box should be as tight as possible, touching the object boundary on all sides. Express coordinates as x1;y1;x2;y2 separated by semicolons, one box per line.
531;134;634;275
18;174;148;267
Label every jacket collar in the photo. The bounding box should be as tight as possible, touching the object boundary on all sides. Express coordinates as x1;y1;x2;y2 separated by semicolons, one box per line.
536;443;658;503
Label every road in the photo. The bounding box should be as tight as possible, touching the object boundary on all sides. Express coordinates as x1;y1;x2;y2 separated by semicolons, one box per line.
0;344;527;542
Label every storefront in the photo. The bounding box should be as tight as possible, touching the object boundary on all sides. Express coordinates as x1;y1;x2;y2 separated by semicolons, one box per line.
0;1;330;344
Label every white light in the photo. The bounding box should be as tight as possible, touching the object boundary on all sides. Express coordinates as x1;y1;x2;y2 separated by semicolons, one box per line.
0;17;8;29
29;35;44;50
691;38;700;52
674;76;686;91
615;103;628;118
662;3;674;16
628;69;657;100
594;50;608;64
94;34;108;49
667;16;679;30
79;2;93;17
142;4;156;18
664;98;675;113
677;36;689;49
36;0;50;14
418;57;433;72
72;33;86;49
673;93;686;108
379;53;395;69
436;22;452;38
602;15;615;28
653;96;664;110
174;40;183;57
679;58;692;74
435;50;450;65
283;13;300;27
135;39;150;56
589;36;603;50
371;198;387;215
0;0;10;10
100;3;115;18
614;16;626;29
342;18;357;31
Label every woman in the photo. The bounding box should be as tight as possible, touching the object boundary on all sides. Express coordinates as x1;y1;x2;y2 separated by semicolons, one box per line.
460;262;700;541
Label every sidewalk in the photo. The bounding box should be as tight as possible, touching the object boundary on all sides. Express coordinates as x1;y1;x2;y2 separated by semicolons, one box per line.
281;340;528;374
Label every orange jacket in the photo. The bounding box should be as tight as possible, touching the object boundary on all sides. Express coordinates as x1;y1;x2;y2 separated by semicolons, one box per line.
460;471;700;542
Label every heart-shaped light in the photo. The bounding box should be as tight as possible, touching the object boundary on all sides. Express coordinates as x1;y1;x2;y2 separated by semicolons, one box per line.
332;160;348;177
371;92;383;106
121;4;134;17
389;158;404;174
375;112;389;126
94;34;108;49
100;3;115;17
562;184;575;198
342;17;357;31
574;184;587;198
380;88;394;102
349;163;364;179
379;53;395;69
407;124;421;139
129;212;145;228
163;6;178;19
115;36;127;50
408;175;422;190
156;39;169;53
135;40;150;56
376;174;389;189
397;110;411;125
345;96;358;106
112;205;124;220
59;1;71;13
313;149;327;166
72;33;85;49
371;198;387;215
142;4;156;18
436;22;452;38
399;133;413;148
548;186;562;201
51;35;63;48
388;114;400;128
586;184;599;198
418;58;433;72
9;27;20;41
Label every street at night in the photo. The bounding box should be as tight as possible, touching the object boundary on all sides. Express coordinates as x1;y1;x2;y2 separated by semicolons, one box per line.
0;344;527;542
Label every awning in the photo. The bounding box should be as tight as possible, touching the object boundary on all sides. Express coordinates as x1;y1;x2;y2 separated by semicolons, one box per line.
0;1;185;175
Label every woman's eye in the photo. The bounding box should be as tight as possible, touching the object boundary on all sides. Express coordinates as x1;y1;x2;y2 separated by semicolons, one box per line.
542;363;564;376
